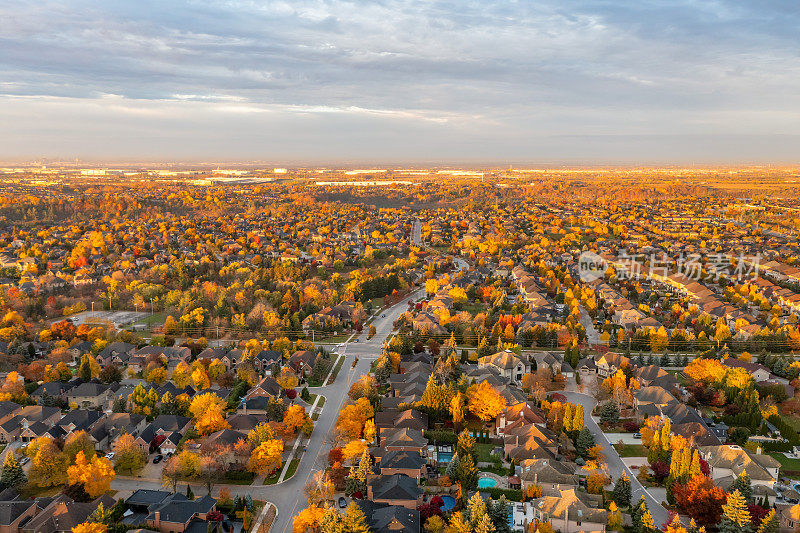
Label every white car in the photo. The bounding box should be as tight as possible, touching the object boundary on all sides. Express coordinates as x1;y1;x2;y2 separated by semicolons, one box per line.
105;452;115;459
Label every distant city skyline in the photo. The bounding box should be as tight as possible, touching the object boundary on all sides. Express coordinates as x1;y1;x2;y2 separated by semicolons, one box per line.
2;1;799;163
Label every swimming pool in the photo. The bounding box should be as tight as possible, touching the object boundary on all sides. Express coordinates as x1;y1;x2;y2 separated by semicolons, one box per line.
438;451;453;463
440;496;456;511
478;477;498;489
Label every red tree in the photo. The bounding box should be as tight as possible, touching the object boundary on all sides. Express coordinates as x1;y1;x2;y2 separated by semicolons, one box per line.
672;475;727;527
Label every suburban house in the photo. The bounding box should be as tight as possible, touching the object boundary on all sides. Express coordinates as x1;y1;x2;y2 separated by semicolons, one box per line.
478;350;530;384
366;474;424;509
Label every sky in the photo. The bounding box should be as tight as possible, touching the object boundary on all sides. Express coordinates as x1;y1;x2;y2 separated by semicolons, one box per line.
2;0;800;164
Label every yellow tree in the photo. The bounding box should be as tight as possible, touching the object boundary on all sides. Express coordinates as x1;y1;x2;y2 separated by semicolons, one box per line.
292;505;325;533
467;381;507;421
72;524;107;533
27;436;68;487
189;392;230;435
172;361;192;388
191;367;211;390
67;452;116;497
248;439;284;477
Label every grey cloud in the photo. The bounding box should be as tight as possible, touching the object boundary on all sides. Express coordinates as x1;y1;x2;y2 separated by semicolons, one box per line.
0;0;799;161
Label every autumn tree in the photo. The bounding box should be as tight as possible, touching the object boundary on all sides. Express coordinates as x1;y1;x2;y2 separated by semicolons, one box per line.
64;431;96;464
67;451;115;497
248;439;283;477
27;436;68;487
189;392;230;435
72;524;107;533
673;475;727;527
467;381;507;421
342;502;371;533
719;490;752;533
303;470;334;507
293;505;325;533
113;433;147;474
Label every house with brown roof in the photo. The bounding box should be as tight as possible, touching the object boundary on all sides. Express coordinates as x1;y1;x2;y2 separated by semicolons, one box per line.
478;350;530;384
530;489;607;533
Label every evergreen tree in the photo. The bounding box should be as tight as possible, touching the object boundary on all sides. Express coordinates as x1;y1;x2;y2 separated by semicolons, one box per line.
445;452;460;479
600;402;620;424
456;454;478;491
719;490;752;533
576;427;595;458
186;484;194;500
0;453;26;488
612;474;632;508
244;494;254;511
631;496;648;533
639;510;655;533
488;496;511;533
730;472;753;502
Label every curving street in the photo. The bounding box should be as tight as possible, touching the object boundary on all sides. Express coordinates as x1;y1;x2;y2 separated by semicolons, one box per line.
562;392;670;529
110;288;423;533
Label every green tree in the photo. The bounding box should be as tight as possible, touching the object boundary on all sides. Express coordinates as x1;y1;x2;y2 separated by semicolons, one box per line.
730;472;753;502
0;453;26;488
612;474;632;508
576;427;595;458
600;401;620;424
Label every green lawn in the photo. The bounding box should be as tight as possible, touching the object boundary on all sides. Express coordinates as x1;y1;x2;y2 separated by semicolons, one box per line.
781;415;800;433
475;443;496;463
770;452;800;478
134;312;166;328
263;458;300;485
616;444;648;457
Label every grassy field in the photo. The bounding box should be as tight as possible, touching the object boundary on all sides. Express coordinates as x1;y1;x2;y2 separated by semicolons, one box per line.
617;444;648;457
770;452;800;478
781;415;800;433
134;312;166;329
475;443;497;463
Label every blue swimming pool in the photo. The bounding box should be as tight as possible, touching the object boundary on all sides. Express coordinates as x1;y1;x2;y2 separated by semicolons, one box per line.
438;451;453;463
478;477;498;489
440;496;456;511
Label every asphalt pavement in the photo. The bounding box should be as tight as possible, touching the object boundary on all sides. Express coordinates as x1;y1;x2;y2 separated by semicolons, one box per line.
562;391;670;529
110;288;423;533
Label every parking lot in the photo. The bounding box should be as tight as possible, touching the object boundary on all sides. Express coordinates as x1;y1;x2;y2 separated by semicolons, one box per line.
61;310;148;329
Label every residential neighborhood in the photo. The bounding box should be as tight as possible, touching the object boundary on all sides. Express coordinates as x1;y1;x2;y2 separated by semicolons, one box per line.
0;169;796;533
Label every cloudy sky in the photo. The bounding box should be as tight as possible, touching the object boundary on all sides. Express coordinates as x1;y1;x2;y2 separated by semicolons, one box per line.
2;0;799;163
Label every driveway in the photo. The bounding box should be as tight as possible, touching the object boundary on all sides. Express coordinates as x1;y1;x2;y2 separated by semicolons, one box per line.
110;288;424;533
562;392;670;529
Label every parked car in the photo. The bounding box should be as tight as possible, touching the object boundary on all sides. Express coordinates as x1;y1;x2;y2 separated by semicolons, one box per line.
153;454;164;464
20;457;29;465
632;433;641;439
338;497;347;508
105;452;115;460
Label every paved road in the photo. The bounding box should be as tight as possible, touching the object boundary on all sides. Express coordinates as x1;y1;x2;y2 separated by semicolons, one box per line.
563;392;669;529
110;289;422;533
579;306;602;345
412;219;422;246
